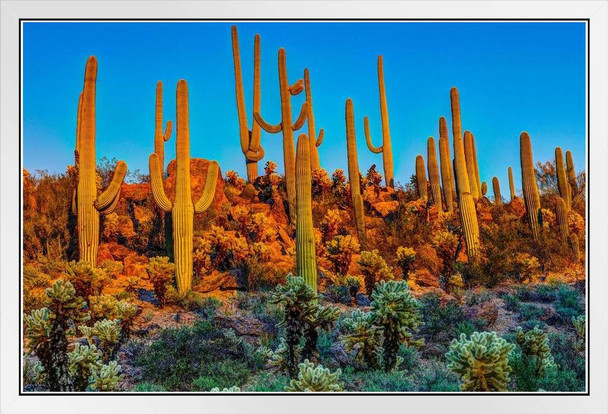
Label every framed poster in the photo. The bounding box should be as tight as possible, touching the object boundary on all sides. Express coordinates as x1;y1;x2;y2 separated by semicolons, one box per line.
1;1;606;413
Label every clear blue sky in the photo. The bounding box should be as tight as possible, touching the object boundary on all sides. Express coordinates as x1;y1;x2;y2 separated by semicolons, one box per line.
23;21;586;191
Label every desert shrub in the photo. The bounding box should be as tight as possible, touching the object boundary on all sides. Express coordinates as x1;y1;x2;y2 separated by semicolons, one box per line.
285;360;343;392
518;303;545;321
446;331;515;391
339;366;416;392
512;253;540;282
554;284;584;322
193;235;212;276
331;169;347;199
395;246;416;280
246;372;289;392
64;261;110;298
205;225;249;271
325;235;359;276
416;359;461;392
358;250;394;295
99;260;124;278
418;293;470;347
323;284;351;306
502;293;521;312
432;231;458;283
132;382;167;392
145;256;175;307
191;359;250;391
242;253;285;291
464;289;495;306
320;209;348;244
311;168;332;197
515;284;558;303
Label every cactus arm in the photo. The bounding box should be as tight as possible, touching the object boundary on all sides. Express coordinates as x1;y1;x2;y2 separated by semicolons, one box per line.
363;117;383;154
163;120;172;142
231;25;252;154
253;111;282;133
94;161;127;211
149;153;173;212
289;79;304;95
292;102;308;131
316;129;324;147
194;161;219;213
98;187;121;215
245;145;265;162
72;189;77;215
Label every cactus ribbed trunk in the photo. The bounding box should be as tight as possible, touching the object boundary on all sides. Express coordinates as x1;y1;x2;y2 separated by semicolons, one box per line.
508;166;516;201
555;196;569;241
555;147;571;211
464;131;479;199
345;99;367;247
295;133;318;292
492;177;502;205
450;87;479;258
304;68;324;171
565;150;578;195
232;26;264;183
427;137;442;210
472;134;482;197
438;117;454;213
520;132;542;241
76;56;127;266
415;155;428;201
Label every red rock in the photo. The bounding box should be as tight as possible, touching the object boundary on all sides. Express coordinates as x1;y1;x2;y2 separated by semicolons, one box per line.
105;242;136;262
123;253;149;278
165;158;228;211
371;201;399;218
97;243;114;262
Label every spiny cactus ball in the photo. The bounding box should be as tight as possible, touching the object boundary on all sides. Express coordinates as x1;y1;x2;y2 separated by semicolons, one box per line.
285;359;343;392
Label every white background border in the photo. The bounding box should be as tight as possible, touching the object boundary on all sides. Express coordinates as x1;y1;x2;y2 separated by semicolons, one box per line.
1;1;607;413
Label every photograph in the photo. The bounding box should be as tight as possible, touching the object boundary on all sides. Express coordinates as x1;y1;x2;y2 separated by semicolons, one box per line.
19;20;588;394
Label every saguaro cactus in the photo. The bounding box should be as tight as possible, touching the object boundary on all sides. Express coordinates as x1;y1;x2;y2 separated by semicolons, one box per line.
304;68;325;171
508;166;516;201
565;150;578;195
450;87;480;258
438;117;454;212
471;134;482;196
363;55;394;188
74;56;127;266
345;99;367;247
481;182;488;196
415;155;428;201
520;132;542;241
427;137;442;210
232;25;265;182
464;131;480;199
492;177;502;205
295;133;318;292
153;81;173;171
555;147;571;211
254;48;308;222
149;80;220;293
555;196;569;241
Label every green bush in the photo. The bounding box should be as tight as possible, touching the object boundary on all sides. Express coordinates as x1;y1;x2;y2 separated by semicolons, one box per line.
554;284;583;322
132;382;167;392
246;372;289;392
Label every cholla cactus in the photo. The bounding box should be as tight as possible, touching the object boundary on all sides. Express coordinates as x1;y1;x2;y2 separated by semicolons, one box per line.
285;360;343;392
268;337;301;374
341;309;382;368
114;300;138;339
572;315;585;354
86;319;121;363
516;325;556;377
325;235;360;276
371;280;423;371
68;343;103;391
64;260;110;298
320;209;346;243
512;253;540;282
211;386;241;392
88;294;119;321
90;360;122;391
358;250;394;295
446;331;515;391
145;256;175;307
395;246;416;281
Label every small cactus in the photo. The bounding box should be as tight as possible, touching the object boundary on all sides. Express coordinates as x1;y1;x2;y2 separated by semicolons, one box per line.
555;147;571;210
481;181;488;196
492;177;502;205
358;250;394;296
464;131;480;199
565;150;578;195
415;155;428;201
396;246;416;281
427;137;442;210
285;360;343;392
341;309;382;368
515;325;556;377
508;166;516;201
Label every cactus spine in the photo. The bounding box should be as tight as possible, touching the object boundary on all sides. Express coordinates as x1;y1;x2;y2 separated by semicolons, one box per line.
74;56;127;266
450;87;480;258
345;99;367;247
555;147;571;211
555;196;569;241
427;137;442;210
363;55;394;188
508;166;516;201
565;150;578;195
438;117;454;213
464;131;480;199
149;80;219;293
520;132;542;241
415;155;428;201
492;177;502;205
295;133;318;292
304;68;324;171
231;26;265;182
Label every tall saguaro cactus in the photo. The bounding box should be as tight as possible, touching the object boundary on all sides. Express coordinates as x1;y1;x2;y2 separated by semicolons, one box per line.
450;87;480;258
520;132;542;241
254;48;308;222
464;131;480;199
508;166;516;201
231;25;265;182
74;56;127;266
415;155;428;202
471;134;482;197
555;147;571;211
149;80;220;293
555;196;569;241
304;68;324;170
565;150;578;195
492;177;502;205
295;133;318;292
345;99;367;247
438;117;454;213
153;81;173;171
363;55;394;188
427;137;442;210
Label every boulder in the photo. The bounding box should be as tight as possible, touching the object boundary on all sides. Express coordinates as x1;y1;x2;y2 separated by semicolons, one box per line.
371;201;399;218
165;158;227;211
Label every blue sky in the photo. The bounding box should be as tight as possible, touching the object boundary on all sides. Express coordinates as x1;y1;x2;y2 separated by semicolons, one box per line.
23;21;586;191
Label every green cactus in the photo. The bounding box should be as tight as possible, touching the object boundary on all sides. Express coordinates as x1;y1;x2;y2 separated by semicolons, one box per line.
304;68;324;170
481;181;488;196
415;155;428;201
68;343;103;391
341;309;382;368
555;196;569;241
73;56;127;266
464;131;480;199
520;132;542;240
285;360;343;392
492;177;502;205
149;80;220;293
570;233;581;264
555;147;571;210
231;25;265;182
254;48;308;222
565;150;578;195
396;246;416;281
472;133;482;197
427;137;443;210
572;315;585;353
450;87;480;258
345;99;367;247
508;166;516;201
153;81;173;174
358;250;394;296
515;325;556;378
211;386;241;392
363;55;394;188
90;360;122;391
446;331;515;391
438;117;454;212
295;133;318;292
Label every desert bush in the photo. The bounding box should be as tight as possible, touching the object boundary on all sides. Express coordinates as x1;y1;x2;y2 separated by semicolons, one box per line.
358;250;394;295
554;284;584;322
325;235;360;276
131;382;167;392
320;209;348;244
145;256;175;307
311;168;332;197
99;260;124;278
64;261;110;298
